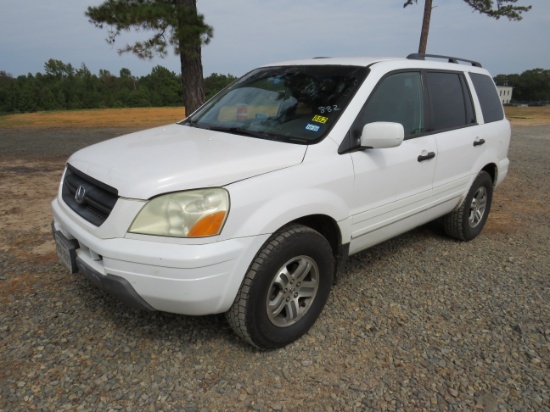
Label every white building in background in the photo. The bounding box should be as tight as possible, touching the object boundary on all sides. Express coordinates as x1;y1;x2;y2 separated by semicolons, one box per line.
497;85;513;104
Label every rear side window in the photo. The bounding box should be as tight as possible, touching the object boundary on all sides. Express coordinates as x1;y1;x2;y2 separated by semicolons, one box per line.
469;73;504;123
425;72;475;132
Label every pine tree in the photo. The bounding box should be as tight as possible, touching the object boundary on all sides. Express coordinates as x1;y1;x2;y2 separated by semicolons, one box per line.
86;0;212;114
404;0;532;54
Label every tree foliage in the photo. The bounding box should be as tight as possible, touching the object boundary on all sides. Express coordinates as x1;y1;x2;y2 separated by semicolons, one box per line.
0;59;236;114
1;61;548;113
460;0;531;20
404;0;531;20
204;73;238;100
494;69;550;103
86;0;213;114
404;0;532;53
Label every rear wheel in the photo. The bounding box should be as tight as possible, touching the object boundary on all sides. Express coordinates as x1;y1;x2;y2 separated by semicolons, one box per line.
443;171;493;241
226;224;334;350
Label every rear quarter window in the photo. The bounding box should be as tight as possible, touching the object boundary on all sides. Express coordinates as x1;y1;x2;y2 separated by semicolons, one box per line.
469;73;504;123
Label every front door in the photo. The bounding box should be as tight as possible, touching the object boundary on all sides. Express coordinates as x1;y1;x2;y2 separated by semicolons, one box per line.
348;71;437;254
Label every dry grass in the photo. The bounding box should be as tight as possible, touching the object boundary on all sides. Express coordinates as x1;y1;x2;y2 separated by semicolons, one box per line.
1;106;549;129
505;106;550;126
0;107;186;129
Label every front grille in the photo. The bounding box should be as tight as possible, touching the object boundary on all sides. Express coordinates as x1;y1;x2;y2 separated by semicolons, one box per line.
62;164;118;226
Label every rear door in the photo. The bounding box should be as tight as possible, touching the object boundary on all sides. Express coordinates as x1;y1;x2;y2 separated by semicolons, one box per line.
425;71;480;206
467;72;511;187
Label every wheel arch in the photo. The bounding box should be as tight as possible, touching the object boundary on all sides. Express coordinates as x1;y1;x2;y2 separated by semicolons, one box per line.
290;214;349;282
481;163;497;185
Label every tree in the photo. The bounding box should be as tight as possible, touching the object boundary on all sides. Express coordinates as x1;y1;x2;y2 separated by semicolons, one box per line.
204;73;238;100
0;58;241;113
44;59;75;79
495;69;550;102
141;65;182;106
404;0;532;54
86;0;213;114
0;71;14;112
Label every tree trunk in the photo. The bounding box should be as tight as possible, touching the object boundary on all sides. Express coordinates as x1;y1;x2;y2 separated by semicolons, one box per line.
179;46;205;116
177;0;205;116
418;0;432;54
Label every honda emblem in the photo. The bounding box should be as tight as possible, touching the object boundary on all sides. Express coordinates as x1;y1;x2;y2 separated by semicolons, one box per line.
75;185;86;204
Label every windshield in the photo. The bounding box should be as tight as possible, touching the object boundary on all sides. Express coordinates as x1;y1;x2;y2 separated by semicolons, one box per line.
186;65;368;144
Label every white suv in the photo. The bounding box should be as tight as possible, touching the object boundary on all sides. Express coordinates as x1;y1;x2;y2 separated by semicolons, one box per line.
52;54;510;349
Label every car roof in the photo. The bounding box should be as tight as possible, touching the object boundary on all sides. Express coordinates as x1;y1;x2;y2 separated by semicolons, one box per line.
261;55;488;74
262;56;399;68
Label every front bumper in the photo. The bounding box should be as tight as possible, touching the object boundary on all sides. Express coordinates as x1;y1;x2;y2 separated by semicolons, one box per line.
52;197;268;315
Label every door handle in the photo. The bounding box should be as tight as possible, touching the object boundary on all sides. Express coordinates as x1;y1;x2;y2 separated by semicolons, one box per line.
473;138;486;147
417;152;436;162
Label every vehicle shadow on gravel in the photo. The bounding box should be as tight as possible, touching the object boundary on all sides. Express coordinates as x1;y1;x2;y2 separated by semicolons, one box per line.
66;271;249;348
40;221;438;355
339;222;450;281
66;221;450;352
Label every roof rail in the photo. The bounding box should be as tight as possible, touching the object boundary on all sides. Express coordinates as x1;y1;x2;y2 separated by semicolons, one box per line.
407;53;482;68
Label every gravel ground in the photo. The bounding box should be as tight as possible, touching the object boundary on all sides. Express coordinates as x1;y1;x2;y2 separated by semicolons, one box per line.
0;126;549;411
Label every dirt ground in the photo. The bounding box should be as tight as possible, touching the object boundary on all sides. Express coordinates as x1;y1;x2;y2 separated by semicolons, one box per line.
1;112;549;410
0;105;548;278
0;129;130;270
0;108;186;270
0;117;548;278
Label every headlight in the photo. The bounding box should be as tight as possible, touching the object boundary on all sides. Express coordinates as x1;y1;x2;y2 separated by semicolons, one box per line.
128;188;230;237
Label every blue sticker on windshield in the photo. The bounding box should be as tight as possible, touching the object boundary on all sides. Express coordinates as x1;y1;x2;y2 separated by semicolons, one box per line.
305;123;321;132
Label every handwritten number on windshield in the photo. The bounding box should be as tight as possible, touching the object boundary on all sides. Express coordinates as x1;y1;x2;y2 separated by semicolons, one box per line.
318;105;339;114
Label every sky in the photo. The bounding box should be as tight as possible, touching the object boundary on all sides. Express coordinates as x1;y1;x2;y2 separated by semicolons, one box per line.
1;0;549;80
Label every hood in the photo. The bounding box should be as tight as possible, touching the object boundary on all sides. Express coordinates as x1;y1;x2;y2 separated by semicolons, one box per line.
67;124;307;199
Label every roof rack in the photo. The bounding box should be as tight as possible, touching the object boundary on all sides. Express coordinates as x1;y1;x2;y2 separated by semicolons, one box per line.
407;53;482;68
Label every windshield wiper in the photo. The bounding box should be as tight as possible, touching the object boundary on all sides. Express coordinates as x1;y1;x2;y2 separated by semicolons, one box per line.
206;126;276;140
181;122;284;141
183;119;201;128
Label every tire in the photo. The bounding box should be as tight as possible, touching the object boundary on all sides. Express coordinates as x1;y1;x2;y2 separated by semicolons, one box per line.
443;171;493;241
226;224;334;350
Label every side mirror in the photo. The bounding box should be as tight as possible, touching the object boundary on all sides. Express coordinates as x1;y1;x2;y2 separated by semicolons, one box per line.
360;122;404;149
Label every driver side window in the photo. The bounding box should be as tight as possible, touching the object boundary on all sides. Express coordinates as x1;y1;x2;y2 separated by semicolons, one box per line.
358;71;425;138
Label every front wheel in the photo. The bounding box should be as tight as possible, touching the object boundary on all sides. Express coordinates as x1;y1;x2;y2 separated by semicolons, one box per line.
226;224;334;350
443;171;493;241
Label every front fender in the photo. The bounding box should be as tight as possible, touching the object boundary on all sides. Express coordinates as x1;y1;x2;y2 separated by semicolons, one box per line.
219;148;355;244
